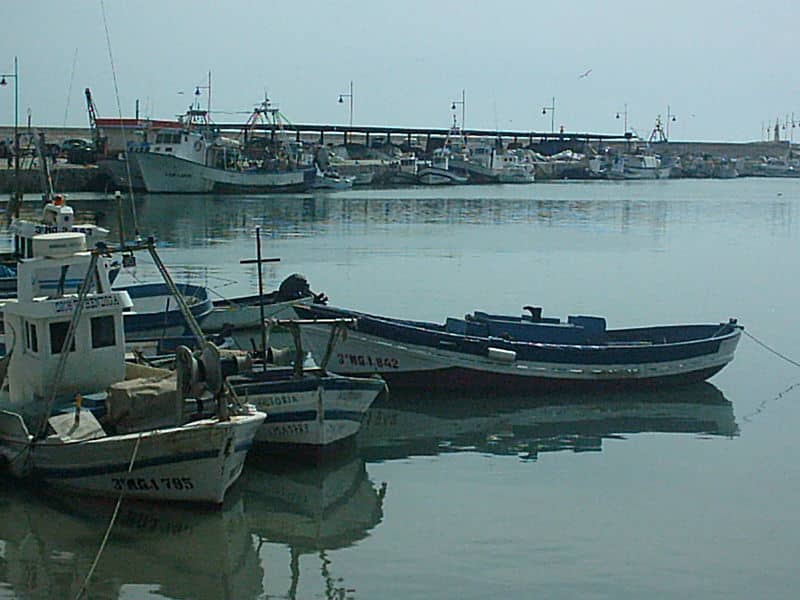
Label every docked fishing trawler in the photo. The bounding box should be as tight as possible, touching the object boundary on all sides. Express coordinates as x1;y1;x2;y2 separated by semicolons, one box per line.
131;108;313;193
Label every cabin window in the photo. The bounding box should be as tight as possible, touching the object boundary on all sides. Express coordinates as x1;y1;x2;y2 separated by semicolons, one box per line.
49;321;76;354
91;315;116;348
25;238;33;259
25;321;38;353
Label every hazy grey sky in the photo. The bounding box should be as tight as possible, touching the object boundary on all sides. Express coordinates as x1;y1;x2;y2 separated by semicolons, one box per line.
1;0;798;142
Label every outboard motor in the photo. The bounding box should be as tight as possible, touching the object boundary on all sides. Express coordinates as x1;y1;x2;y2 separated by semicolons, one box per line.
277;273;312;301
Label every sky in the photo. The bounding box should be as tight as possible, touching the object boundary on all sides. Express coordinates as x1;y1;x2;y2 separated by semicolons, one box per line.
1;0;798;142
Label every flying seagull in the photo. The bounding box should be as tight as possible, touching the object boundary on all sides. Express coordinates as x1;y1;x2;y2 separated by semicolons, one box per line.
578;69;592;79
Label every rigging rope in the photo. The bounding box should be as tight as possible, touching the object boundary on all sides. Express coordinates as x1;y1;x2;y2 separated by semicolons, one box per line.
100;0;140;238
51;47;79;192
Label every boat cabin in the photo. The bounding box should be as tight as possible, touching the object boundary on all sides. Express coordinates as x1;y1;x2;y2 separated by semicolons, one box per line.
3;232;132;409
10;197;109;259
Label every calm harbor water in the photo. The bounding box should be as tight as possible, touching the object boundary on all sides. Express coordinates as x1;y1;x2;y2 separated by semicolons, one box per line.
1;179;799;599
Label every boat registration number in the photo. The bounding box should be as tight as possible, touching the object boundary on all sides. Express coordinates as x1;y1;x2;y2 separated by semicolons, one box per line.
112;477;195;492
337;353;399;369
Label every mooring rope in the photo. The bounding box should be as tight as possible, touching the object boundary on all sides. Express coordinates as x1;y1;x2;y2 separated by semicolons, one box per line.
740;329;800;424
743;329;800;369
75;432;143;600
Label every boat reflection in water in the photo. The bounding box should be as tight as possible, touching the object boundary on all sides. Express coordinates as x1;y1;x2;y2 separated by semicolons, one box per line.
240;454;386;599
0;455;386;600
358;382;738;460
0;487;262;600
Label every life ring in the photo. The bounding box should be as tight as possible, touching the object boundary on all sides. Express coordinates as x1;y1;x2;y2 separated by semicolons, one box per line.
193;140;202;151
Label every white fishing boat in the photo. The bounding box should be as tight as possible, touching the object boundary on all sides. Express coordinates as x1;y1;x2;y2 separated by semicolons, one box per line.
607;151;672;180
389;153;422;184
131;108;313;194
0;232;265;504
202;273;326;342
417;152;469;185
225;318;385;458
0;201;115;297
418;120;470;185
311;167;355;190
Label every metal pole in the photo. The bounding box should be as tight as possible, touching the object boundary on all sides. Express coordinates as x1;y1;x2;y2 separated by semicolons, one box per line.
551;96;555;133
461;89;465;131
256;226;267;355
13;57;19;211
349;80;353;127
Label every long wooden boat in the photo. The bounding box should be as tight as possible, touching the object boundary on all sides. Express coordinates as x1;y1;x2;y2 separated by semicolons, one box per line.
294;304;743;391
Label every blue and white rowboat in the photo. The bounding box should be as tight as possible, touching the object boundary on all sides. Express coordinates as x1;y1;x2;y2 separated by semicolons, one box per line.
294;304;743;391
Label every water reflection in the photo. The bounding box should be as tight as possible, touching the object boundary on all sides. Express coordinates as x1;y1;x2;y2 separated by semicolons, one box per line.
6;188;792;249
0;455;385;600
358;383;737;461
0;488;260;599
241;456;386;600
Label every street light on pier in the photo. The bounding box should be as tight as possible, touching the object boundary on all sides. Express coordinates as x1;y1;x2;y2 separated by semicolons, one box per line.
0;55;20;210
193;70;212;114
666;105;677;140
451;89;465;129
542;97;555;133
615;103;629;135
338;81;354;127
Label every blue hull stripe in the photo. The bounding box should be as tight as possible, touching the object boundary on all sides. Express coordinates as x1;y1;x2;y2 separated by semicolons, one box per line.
33;441;252;480
265;410;365;424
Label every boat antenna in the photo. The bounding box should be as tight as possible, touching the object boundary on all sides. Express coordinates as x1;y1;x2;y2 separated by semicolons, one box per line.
100;0;140;244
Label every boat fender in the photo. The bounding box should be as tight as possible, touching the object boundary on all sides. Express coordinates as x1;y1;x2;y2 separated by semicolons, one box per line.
487;347;516;363
193;140;202;151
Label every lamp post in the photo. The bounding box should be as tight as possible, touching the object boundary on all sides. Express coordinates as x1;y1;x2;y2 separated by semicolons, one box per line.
542;97;555;134
615;103;628;135
666;105;677;141
193;70;212;114
338;80;353;127
0;56;19;207
451;89;465;129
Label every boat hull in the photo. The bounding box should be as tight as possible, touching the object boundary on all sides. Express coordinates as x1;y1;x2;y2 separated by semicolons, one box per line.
232;373;385;451
3;412;264;504
296;307;742;391
133;152;310;194
417;167;469;185
115;282;214;341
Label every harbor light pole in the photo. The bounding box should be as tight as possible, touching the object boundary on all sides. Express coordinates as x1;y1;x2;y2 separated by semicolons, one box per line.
0;56;19;208
616;103;628;135
193;70;212;114
542;97;555;134
451;89;465;129
338;81;353;127
666;105;677;140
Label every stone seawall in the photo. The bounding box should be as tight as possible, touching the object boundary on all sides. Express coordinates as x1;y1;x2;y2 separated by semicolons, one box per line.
0;163;111;194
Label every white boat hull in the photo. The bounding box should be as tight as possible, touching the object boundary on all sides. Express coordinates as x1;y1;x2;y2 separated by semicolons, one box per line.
233;376;385;449
2;412;264;504
299;323;740;387
204;297;307;333
417;167;468;185
134;152;309;194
